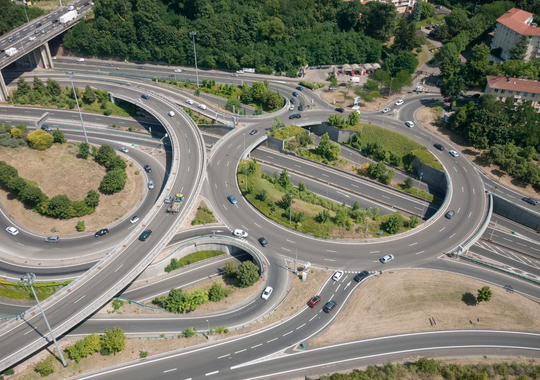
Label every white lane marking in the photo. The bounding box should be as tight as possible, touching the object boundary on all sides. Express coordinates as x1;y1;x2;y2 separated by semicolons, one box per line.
503;238;512;242
74;295;85;304
336;285;341;292
205;371;219;376
24;329;35;336
17;243;25;246
337;191;350;198
462;187;464;193
326;250;336;253
241;225;249;231
227;143;232;148
281;247;291;252
324;258;335;262
369;251;380;253
449;233;456;239
254;223;261;228
473;188;475;195
463;167;467;172
309;315;317;322
223;205;227;211
266;156;273;159
439;227;446;232
286;239;295;243
506;194;516;199
409;242;417;246
163;368;177;373
282;331;293;337
530;247;540;252
457;208;461;213
251;344;262;349
351;184;359;188
92;241;101;245
415;251;425;255
517;242;527;247
218;354;229;359
217;160;220;165
294;164;301;168
114;264;123;273
382;195;390;199
267;338;278;343
226;161;230;167
322;174;329;177
468;212;472;218
296;323;306;330
453;167;457;172
236;144;241;150
235;349;246;354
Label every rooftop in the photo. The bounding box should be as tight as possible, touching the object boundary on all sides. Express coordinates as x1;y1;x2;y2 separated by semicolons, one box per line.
496;8;540;37
486;75;540;93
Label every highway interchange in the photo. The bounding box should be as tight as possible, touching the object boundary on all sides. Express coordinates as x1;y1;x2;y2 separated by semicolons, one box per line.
0;55;539;379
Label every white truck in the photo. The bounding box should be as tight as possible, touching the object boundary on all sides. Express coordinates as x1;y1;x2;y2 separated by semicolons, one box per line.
5;47;18;57
59;10;78;24
348;77;360;83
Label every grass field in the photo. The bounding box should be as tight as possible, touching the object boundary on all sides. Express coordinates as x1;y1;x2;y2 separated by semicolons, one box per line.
191;203;216;225
0;278;72;302
269;125;305;140
415;14;446;28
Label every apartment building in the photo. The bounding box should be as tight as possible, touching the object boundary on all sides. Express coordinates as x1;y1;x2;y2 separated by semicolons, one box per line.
490;8;540;61
485;75;540;111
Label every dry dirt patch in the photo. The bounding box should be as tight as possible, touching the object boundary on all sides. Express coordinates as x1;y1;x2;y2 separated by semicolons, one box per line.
310;269;540;347
0;144;144;235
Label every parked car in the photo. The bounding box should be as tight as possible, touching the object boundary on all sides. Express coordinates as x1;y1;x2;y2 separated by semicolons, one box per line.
130;216;139;224
261;286;273;300
119;147;129;153
449;150;459;157
445;210;456;219
148;180;154;190
395;99;404;106
380;254;395;264
144;165;152;173
227;195;237;204
434;143;444;151
6;226;19;236
94;228;109;238
186;99;194;104
289;114;301;119
335;107;344;113
308;295;322;308
353;271;370;282
405;121;414;128
323;300;337;313
522;197;537;206
382;108;391;113
139;230;152;241
332;270;344;281
233;229;248;238
45;236;59;243
164;195;173;204
292;91;299;97
250;129;258;135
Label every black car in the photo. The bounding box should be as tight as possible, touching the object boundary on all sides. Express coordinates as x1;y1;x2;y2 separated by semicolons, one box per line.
141;93;149;100
94;228;109;237
335;107;344;113
137;66;146;70
106;63;114;67
523;197;537;206
250;129;258;135
41;125;53;132
298;103;304;111
353;271;370;282
289;114;301;120
323;300;337;313
144;165;152;173
290;98;296;104
258;237;268;247
434;143;444;151
35;22;41;28
139;230;153;241
52;19;59;24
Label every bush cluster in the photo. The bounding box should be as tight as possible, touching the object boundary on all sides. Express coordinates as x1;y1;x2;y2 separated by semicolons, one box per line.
64;327;126;363
299;80;325;90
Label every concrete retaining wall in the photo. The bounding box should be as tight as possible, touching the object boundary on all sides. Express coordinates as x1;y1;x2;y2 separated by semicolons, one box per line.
265;136;284;152
307;123;355;143
411;157;447;193
198;124;234;137
493;194;540;230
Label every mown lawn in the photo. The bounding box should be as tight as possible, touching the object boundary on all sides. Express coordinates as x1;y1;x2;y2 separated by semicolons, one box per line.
270;125;306;140
0;278;72;302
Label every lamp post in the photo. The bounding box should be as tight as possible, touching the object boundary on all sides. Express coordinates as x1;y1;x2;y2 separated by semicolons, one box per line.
66;72;90;149
243;133;247;191
206;319;210;337
389;77;394;97
22;6;29;23
21;273;67;367
489;220;498;241
421;191;428;221
416;172;423;194
190;31;199;88
289;194;293;225
428;128;435;151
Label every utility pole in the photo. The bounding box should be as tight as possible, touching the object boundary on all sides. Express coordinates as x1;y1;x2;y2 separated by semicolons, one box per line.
289;194;293;225
489;220;498;241
294;249;298;275
389;77;394;97
416;172;423;195
66;72;90;150
421;191;428;222
243;133;247;191
190;31;199;88
21;273;67;367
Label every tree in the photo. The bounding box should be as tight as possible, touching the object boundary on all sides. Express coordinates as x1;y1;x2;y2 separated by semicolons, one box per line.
236;261;260;288
95;144;116;167
78;142;90;159
27;130;53;150
108;155;127;171
208;282;226;302
421;3;434;20
21;185;47;208
33;76;46;95
85;189;100;208
10;127;25;139
16;77;31;96
404;177;413;189
328;114;346;128
438;43;462;79
298;182;306;192
411;1;422;21
334;207;350;226
47;195;72;219
394;52;418;75
181;289;209;312
296;131;312;147
34;356;55;377
100;169;127;193
441;74;466;99
329;75;338;89
47;78;62;97
224;261;237;278
476;286;492;304
317;133;341;161
465;43;490;87
510;35;529;61
83;85;97;104
408;215;419;228
446;7;469;36
52;129;66;144
316;209;331;223
257;189;267;201
383;214;404;234
7;176;27;195
348;111;360;126
393;17;416;52
0;161;18;185
101;326;126;355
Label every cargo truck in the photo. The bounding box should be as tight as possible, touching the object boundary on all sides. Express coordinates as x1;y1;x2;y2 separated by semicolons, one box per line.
59;10;78;24
167;193;185;213
5;47;18;57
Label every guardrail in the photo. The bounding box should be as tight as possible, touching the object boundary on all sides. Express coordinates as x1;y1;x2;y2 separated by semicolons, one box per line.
452;193;493;254
0;77;206;371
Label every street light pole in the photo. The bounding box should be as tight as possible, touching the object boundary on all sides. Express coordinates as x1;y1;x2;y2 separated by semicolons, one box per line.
416;172;423;194
21;273;67;367
243;133;247;191
23;5;29;23
190;31;199;88
206;319;210;337
421;191;428;221
66;72;90;150
489;220;498;241
389;77;394;97
289;194;292;225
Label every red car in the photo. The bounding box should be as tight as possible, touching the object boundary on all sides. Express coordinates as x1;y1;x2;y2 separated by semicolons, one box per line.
308;295;322;308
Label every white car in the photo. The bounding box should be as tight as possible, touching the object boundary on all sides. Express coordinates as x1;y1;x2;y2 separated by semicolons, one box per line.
198;104;207;110
168;111;175;117
261;286;273;300
148;180;154;190
233;229;248;238
186;99;194;105
236;70;244;74
174;69;183;73
130;216;139;224
382;108;391;113
29;36;36;41
289;105;295;111
76;58;85;62
449;150;459;157
405;121;414;128
119;147;129;153
332;270;344;281
380;254;395;264
232;73;239;77
68;5;74;10
395;99;404;106
6;226;19;236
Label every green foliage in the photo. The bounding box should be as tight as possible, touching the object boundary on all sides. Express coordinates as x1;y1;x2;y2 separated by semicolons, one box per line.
347;111;360;126
224;261;237;278
316;209;331;223
46;195;73;219
317;133;341;161
27;130;54;151
77;221;86;232
236;261;260;288
78;142;90;159
101;326;126;355
103;108;113;116
1;368;14;376
208;282;226;302
183;327;196;338
213;326;229;334
52;129;67;144
408;215;419;228
404;177;413;189
82;85;97;104
420;3;434;20
100;169;127;193
299;80;324;90
112;299;125;312
477;286;492;304
164;250;224;273
328;114;347;129
382;214;404;234
140;351;148;358
34;356;54;377
65;334;102;363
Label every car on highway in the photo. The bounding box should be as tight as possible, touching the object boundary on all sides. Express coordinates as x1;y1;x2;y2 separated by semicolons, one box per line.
68;5;74;10
395;99;404;106
236;70;244;74
258;237;268;247
148;180;154;190
35;22;41;28
445;210;456;219
449;150;459;157
163;195;173;204
141;93;149;100
34;29;39;34
137;66;145;70
308;295;322;308
174;69;183;73
233;229;248;238
227;195;237;204
290;98;296;104
144;165;152;173
289;104;295;111
434;143;444;151
382;108;391;113
77;58;85;62
380;254;394;264
94;228;109;238
130;216;139;224
405;121;414;128
335;107;344;113
249;129;258;135
323;300;337;313
119;147;129;153
52;19;59;24
296;86;304;91
8;37;14;43
289;114;301;119
353;271;370;282
6;226;19;236
332;270;344;281
231;73;239;77
522;197;537;206
45;236;59;243
139;230;153;241
29;36;36;41
106;63;114;67
198;104;207;110
298;103;304;111
292;91;299;97
41;125;52;132
186;99;194;104
261;286;273;300
168;111;175;117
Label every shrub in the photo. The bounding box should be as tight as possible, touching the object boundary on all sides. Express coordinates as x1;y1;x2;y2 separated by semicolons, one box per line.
101;326;126;355
184;327;196;338
236;261;260;288
224;261;237;278
27;130;54;150
382;214;404;234
103;108;113;116
78;142;90;159
77;221;86;232
208;282;226;302
100;169;127;193
140;351;148;358
34;356;55;377
213;326;229;334
128;126;135;132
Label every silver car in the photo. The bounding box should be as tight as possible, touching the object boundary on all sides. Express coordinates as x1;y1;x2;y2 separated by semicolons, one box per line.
45;236;60;243
148;180;154;190
164;195;173;203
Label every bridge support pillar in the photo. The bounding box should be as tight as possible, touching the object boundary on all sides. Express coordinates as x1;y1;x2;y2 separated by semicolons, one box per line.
0;72;9;102
40;43;54;69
